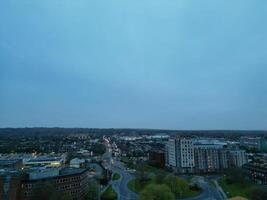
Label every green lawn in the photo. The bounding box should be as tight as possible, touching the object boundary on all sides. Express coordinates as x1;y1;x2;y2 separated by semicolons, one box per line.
127;178;154;193
101;185;117;200
219;176;260;199
120;156;130;163
127;177;202;199
112;173;121;181
179;188;202;199
143;164;170;176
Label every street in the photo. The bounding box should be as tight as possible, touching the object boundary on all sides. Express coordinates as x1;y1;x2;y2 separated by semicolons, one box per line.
102;140;226;200
102;145;138;200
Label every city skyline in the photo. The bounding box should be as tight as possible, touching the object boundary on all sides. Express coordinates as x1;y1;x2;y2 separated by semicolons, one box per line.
1;0;267;129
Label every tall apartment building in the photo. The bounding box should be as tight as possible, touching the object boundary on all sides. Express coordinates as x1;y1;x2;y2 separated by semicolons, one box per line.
219;149;229;169
165;138;247;174
165;137;194;173
229;150;247;167
194;143;229;173
194;148;220;173
165;139;177;168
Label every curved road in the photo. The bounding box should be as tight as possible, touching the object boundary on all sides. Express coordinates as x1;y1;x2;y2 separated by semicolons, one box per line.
111;160;138;200
102;146;138;200
102;141;225;200
182;176;225;200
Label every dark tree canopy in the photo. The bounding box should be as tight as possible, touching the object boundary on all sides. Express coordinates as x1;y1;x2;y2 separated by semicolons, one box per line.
139;184;175;200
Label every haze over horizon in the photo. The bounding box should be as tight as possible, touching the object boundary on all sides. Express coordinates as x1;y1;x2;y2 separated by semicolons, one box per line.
1;0;267;130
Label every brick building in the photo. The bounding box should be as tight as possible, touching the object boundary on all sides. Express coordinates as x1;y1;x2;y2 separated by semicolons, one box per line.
0;168;91;200
148;150;165;168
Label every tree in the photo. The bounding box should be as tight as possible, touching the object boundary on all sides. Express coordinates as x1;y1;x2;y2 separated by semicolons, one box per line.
84;180;100;200
189;183;201;191
154;172;166;184
227;168;245;186
139;184;175;200
99;174;109;185
91;143;106;156
136;162;148;184
61;193;72;200
32;181;62;200
163;175;188;198
251;188;267;200
176;177;188;195
99;169;111;186
100;185;117;200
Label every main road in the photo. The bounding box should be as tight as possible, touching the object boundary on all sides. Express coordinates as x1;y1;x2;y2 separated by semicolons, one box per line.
102;143;138;200
102;140;226;200
111;159;138;200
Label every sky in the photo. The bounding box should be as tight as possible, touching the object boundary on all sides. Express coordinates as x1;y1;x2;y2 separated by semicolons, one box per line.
1;0;267;130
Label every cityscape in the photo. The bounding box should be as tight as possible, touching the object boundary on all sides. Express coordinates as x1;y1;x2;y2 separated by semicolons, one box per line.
0;129;266;200
1;0;267;200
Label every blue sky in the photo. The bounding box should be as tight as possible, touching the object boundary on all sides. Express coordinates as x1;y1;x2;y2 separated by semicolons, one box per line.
1;0;267;129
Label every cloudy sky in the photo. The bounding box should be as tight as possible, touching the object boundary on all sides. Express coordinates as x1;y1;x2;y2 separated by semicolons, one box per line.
1;0;267;129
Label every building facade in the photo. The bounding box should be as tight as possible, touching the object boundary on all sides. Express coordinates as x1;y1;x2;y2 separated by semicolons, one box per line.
165;139;177;168
243;162;267;185
0;168;91;200
165;137;194;173
229;150;247;167
165;138;248;174
0;160;23;170
0;170;23;200
240;136;267;151
148;150;165;168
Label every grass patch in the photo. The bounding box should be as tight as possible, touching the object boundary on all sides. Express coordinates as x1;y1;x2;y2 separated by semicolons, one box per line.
127;177;202;199
219;176;260;199
143;164;170;176
179;188;202;199
120;156;130;163
101;185;117;200
112;173;120;181
127;178;154;193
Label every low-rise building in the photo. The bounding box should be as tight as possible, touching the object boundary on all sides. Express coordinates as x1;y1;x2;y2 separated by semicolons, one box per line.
243;162;267;185
0;167;91;200
148;150;165;168
23;156;64;168
240;136;267;151
70;158;85;168
0;159;23;169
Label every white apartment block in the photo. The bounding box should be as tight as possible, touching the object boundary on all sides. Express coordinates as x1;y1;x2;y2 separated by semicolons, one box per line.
230;150;248;167
179;138;194;168
165;138;177;167
165;137;194;172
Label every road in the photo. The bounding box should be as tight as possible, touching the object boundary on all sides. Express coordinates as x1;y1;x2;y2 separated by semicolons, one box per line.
102;144;138;200
184;176;226;200
111;159;138;200
102;139;226;200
